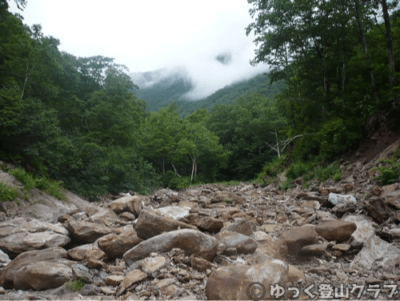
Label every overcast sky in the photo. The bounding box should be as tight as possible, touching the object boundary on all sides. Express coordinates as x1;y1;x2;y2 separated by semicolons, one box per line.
9;0;269;99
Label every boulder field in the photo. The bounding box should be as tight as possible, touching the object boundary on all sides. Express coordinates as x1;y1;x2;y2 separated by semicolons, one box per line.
0;141;399;300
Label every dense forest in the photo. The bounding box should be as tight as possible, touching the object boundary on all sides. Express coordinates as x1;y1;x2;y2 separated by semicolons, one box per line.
1;0;399;198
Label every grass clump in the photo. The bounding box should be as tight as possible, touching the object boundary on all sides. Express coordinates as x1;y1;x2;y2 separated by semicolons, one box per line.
7;168;65;200
66;278;85;291
8;168;36;190
257;155;287;185
281;160;341;190
314;164;341;181
373;148;400;185
34;177;66;200
0;183;18;202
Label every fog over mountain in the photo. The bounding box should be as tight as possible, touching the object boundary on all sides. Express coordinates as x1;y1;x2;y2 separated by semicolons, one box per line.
131;49;269;101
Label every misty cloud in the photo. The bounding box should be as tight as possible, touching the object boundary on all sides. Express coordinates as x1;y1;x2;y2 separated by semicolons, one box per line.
9;0;269;100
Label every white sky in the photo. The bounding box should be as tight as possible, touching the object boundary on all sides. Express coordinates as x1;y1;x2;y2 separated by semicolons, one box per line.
9;0;269;99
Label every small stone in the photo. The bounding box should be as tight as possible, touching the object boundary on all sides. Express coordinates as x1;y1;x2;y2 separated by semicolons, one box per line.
299;244;326;256
141;256;170;274
288;265;305;282
117;270;147;296
331;244;351;252
331;250;342;257
336;271;348;280
191;256;213;272
87;258;105;269
105;275;124;286
118;212;136;221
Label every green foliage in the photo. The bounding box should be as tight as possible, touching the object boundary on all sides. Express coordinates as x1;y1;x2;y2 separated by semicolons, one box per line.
286;161;315;180
317;119;361;160
283;161;342;189
0;183;18;202
34;177;65;200
177;74;285;116
257;155;286;184
246;0;400;176
374;149;400;185
8;168;65;200
207;94;287;181
66;278;85;292
167;176;193;190
314;164;342;182
8;168;36;190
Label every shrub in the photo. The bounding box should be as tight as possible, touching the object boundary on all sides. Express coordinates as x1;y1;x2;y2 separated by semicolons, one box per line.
66;278;85;291
168;176;192;190
286;161;315;180
374;150;400;185
314;164;341;181
317;118;361;160
0;183;18;202
8;168;36;190
35;177;66;200
257;155;286;183
8;168;65;200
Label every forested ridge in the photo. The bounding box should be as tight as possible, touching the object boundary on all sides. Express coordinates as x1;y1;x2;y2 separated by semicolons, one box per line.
1;0;400;199
133;70;284;115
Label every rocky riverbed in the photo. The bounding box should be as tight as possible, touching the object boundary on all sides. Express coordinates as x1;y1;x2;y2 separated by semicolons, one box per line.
0;139;399;300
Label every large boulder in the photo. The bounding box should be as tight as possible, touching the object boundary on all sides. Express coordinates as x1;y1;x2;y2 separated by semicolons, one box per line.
206;259;288;300
191;216;224;232
257;239;288;260
215;231;258;254
0;217;70;257
342;215;375;248
280;226;318;254
351;235;400;271
98;233;143;259
315;220;357;242
109;195;142;216
365;197;395;223
222;219;257;237
0;247;73;290
385;190;400;209
13;261;73;290
123;229;217;266
135;209;196;240
67;221;111;243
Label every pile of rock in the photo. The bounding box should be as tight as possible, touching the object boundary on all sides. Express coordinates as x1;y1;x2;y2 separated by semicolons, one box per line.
0;140;399;300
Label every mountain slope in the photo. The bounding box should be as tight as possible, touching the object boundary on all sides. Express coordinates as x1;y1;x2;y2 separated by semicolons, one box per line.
131;70;284;115
177;73;284;115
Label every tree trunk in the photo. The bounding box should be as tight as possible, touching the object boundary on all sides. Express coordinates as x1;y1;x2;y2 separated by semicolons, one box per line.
380;0;396;87
342;63;346;94
354;0;379;103
190;159;195;181
275;130;281;158
171;162;180;177
21;64;32;99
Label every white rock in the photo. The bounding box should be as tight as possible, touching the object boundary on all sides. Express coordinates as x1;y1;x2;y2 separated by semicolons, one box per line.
328;193;356;206
351;235;400;271
154;206;191;221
